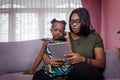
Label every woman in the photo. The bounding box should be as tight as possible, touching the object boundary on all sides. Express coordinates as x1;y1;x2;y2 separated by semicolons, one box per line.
65;8;105;80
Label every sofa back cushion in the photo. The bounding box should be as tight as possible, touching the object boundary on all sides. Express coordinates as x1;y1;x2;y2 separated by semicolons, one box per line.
0;39;43;74
103;50;120;79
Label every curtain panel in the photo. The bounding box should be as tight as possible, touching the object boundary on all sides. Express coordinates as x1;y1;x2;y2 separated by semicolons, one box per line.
81;0;101;34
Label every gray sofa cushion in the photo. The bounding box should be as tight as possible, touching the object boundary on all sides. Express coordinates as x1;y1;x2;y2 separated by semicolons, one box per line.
103;50;120;79
0;72;33;80
0;39;43;74
106;79;120;80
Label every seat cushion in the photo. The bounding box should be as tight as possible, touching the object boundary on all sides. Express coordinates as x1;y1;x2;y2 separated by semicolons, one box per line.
106;79;120;80
0;72;33;80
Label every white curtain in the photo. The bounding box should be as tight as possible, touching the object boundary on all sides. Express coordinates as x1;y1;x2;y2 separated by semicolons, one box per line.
0;0;82;42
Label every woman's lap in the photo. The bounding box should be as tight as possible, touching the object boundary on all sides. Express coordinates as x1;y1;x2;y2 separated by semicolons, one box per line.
67;62;103;80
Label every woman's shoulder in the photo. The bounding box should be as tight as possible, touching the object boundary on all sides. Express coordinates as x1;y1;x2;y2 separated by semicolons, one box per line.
88;32;102;39
89;32;100;36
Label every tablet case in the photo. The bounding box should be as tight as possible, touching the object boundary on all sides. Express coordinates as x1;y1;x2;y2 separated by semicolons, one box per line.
48;42;71;59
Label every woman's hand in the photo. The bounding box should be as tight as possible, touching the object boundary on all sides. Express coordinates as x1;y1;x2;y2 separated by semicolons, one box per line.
64;32;69;40
50;58;65;67
65;53;85;64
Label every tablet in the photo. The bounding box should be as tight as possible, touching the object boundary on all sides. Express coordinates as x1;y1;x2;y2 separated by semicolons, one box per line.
48;42;71;59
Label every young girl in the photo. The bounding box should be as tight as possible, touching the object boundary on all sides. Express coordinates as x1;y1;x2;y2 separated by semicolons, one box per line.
24;18;71;80
41;19;71;80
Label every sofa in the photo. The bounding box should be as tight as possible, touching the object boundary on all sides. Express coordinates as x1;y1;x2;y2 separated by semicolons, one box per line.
0;39;120;80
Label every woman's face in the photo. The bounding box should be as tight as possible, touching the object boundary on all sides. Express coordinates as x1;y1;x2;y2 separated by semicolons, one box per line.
70;13;81;34
51;22;65;40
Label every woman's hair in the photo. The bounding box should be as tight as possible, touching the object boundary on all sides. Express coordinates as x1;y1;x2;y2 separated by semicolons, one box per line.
69;8;95;36
51;18;66;30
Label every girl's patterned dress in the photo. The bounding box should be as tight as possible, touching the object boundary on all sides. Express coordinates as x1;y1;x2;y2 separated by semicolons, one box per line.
42;39;71;78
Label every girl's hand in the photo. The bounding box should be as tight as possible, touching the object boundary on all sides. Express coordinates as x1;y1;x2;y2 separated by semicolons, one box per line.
50;58;65;67
23;70;34;75
65;53;85;64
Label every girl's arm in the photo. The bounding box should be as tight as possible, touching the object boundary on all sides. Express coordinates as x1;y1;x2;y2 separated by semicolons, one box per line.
43;54;65;67
23;41;48;75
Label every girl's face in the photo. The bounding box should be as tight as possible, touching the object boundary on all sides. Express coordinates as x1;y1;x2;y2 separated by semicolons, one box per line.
70;13;81;34
51;22;65;40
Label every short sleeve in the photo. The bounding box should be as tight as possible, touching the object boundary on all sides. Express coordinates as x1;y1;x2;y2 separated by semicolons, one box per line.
95;33;104;48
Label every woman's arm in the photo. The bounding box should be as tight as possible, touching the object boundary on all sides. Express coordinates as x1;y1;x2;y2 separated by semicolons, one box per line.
65;47;105;69
90;47;105;69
